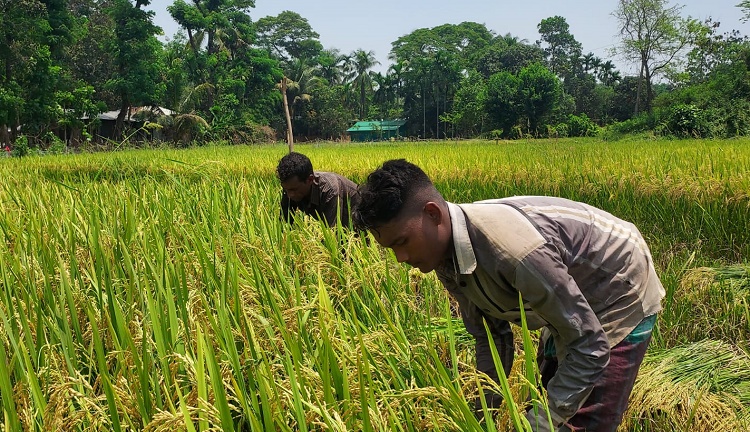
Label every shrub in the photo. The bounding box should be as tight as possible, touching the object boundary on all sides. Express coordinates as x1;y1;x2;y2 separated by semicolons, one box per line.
11;135;29;157
509;125;524;139
46;132;67;155
721;99;750;137
174;114;210;146
552;123;569;138
212;123;277;144
606;112;658;137
663;104;708;138
567;113;599;137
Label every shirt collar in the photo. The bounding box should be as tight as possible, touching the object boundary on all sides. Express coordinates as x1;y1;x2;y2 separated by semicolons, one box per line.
447;202;477;274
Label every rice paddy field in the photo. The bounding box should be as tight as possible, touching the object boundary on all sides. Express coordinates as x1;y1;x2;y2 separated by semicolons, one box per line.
0;137;748;431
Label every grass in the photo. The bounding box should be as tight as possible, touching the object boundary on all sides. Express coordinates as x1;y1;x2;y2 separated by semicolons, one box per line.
0;137;748;430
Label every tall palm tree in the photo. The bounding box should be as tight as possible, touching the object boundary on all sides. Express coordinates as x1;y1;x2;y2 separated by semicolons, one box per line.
287;60;326;119
372;72;389;111
607;70;622;87
582;52;597;73
597;60;620;86
590;56;603;76
278;57;326;145
387;61;406;113
497;32;529;47
350;49;379;119
388;62;405;95
317;48;350;85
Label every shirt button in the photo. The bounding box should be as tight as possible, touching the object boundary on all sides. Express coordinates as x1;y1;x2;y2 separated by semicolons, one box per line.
459;281;467;287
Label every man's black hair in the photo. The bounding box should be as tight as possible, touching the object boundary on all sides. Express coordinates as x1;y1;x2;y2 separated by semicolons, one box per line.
353;159;438;231
277;152;313;182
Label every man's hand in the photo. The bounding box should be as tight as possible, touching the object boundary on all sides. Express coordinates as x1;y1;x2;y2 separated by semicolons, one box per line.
524;405;567;432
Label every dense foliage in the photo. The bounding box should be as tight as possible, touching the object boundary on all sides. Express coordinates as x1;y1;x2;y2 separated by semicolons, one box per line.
1;0;749;149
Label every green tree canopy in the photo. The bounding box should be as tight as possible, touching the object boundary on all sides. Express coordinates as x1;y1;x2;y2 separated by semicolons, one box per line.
486;70;522;138
613;0;696;114
448;70;488;137
390;22;495;70
105;0;164;135
168;0;282;133
518;62;562;134
475;34;545;77
254;11;323;67
537;16;582;76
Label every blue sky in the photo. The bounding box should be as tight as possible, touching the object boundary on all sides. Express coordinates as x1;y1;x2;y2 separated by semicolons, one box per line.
146;0;748;75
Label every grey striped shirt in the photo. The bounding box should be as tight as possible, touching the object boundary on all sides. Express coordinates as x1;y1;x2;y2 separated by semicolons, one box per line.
436;196;664;422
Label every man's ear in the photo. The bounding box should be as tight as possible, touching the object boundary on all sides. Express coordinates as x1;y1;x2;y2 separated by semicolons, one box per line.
306;174;315;184
423;202;443;225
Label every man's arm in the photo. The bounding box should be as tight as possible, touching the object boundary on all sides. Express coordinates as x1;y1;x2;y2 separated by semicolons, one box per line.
513;242;610;428
317;174;359;228
318;190;341;227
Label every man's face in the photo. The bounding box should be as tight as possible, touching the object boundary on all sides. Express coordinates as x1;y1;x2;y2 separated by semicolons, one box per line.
372;202;452;273
281;174;314;203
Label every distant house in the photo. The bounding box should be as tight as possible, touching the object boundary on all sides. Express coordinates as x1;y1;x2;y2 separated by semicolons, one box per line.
93;106;175;141
346;120;407;142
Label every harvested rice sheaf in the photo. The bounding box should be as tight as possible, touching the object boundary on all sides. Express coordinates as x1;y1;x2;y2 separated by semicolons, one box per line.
622;340;750;431
674;266;750;344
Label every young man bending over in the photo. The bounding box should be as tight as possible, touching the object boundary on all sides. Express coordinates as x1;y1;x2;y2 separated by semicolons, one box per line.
277;152;360;229
353;159;664;432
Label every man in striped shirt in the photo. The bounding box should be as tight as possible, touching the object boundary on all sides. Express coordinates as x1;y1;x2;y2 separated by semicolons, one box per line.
353;159;665;432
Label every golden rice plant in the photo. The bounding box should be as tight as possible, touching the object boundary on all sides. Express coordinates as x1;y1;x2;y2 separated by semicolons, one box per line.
0;138;748;430
622;340;750;431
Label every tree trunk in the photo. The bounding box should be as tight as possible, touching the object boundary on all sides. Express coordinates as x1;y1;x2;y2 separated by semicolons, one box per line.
115;97;130;141
634;62;644;116
2;51;12;146
281;77;294;152
360;82;366;119
422;84;426;139
0;125;8;147
436;90;439;140
644;63;653;113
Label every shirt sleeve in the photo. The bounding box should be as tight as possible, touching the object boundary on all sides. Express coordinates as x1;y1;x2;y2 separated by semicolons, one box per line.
513;241;610;423
318;188;341;227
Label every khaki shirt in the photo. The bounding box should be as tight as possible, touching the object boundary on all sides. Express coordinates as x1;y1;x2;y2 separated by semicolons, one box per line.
435;196;664;421
280;171;360;228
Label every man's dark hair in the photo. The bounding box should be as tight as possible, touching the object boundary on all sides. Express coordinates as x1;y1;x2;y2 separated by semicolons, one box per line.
277;152;313;182
354;159;441;231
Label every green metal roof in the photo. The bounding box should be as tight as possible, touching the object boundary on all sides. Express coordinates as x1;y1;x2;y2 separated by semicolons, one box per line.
347;120;406;132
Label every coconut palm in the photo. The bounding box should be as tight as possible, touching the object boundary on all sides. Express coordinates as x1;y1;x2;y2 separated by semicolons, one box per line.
598;60;621;86
284;59;326;121
350;49;380;119
317;48;350;86
497;32;529;47
582;52;597;73
590;56;603;76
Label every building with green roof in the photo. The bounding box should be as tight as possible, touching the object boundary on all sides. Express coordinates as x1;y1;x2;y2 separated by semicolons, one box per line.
346;120;407;142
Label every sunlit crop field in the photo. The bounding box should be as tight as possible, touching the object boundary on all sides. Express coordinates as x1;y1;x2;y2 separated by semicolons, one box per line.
0;138;748;431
